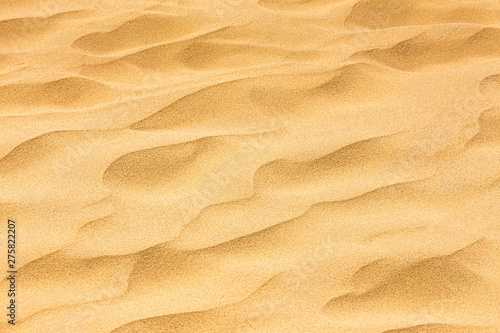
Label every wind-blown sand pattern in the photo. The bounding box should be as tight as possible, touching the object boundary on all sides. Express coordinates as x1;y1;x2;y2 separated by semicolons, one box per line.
0;0;500;332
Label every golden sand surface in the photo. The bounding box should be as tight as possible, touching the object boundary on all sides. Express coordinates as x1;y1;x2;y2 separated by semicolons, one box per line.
0;0;500;332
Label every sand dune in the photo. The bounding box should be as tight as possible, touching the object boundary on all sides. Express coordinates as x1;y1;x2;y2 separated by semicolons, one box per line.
346;0;500;29
0;77;120;114
355;27;500;71
383;324;496;333
81;39;323;83
324;241;500;323
72;14;221;55
1;0;500;332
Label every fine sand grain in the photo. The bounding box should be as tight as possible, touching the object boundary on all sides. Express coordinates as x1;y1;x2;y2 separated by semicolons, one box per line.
1;0;499;332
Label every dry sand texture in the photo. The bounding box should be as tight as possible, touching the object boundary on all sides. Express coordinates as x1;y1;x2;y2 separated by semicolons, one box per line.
1;0;500;332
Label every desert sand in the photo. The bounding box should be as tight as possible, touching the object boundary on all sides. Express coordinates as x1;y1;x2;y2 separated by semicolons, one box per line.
0;0;500;332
